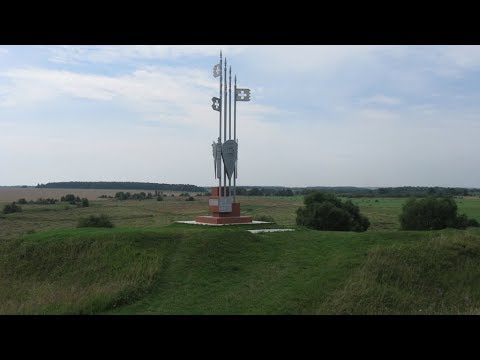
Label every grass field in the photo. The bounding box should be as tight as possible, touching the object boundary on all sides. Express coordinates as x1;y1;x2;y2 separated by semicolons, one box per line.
1;188;480;314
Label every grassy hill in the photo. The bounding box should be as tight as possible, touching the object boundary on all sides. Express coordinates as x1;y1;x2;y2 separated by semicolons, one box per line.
2;223;480;314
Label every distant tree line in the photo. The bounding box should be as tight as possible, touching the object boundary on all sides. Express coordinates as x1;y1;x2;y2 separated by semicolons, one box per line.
230;186;479;197
294;186;479;198
36;182;206;192
34;182;480;198
235;187;295;196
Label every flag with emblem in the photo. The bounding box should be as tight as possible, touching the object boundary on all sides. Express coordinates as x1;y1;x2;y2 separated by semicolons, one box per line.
213;63;221;78
235;88;251;101
211;97;221;111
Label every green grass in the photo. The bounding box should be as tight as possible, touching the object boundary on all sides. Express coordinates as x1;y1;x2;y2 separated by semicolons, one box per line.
2;223;480;314
3;195;477;241
320;228;480;314
0;227;179;314
2;195;480;314
457;196;480;221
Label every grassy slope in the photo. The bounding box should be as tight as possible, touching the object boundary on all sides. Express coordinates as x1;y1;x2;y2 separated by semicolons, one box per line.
2;223;480;314
320;229;480;314
2;195;480;314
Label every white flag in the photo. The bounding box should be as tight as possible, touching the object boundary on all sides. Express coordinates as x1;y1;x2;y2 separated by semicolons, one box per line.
211;97;221;111
235;88;251;101
213;64;221;78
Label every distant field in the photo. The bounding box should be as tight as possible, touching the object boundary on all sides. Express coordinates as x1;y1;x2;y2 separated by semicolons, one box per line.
1;190;480;241
0;187;201;202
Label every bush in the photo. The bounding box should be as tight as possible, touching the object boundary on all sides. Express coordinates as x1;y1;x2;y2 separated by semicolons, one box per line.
77;214;114;228
399;196;479;230
296;192;369;232
115;192;129;200
34;198;57;204
185;196;195;201
255;214;275;223
157;196;163;201
61;194;76;203
3;202;22;214
17;198;27;204
81;198;89;207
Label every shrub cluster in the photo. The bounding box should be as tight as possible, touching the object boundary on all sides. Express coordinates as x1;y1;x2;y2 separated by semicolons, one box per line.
60;194;88;207
399;196;479;230
77;214;114;228
296;192;370;232
255;214;275;223
3;202;22;214
114;192;153;201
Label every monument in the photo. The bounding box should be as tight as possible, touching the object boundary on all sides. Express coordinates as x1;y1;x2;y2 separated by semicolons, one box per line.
195;51;254;225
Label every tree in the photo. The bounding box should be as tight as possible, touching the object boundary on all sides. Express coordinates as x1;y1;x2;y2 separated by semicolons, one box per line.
3;202;22;214
399;196;479;230
62;194;76;203
296;192;369;232
248;188;262;196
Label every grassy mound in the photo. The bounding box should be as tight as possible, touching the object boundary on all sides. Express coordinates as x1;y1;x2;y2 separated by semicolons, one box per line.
0;227;184;314
1;224;480;314
320;230;480;314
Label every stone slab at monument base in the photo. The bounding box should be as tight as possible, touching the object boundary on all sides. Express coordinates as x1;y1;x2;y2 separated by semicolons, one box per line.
195;186;253;225
194;215;253;225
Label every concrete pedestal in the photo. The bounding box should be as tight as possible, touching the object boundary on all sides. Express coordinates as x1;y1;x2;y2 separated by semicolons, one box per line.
195;186;253;225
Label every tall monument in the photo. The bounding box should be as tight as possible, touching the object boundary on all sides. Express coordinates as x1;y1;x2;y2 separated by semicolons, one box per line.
195;51;253;224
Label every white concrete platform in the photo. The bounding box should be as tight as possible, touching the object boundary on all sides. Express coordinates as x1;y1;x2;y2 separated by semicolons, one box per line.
247;229;295;234
175;220;271;226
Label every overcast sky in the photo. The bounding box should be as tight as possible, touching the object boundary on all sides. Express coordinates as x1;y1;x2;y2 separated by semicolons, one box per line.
1;45;480;188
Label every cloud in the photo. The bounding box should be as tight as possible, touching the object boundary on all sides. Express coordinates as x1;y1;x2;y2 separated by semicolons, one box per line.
47;45;248;64
407;46;480;79
0;65;281;131
243;45;381;73
358;94;402;106
409;103;437;116
3;45;480;186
